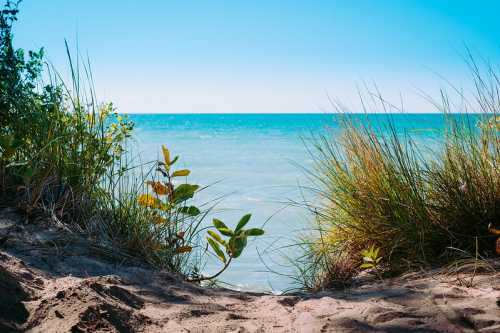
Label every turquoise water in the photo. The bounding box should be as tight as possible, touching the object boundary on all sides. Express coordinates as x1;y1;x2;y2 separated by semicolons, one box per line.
126;113;479;292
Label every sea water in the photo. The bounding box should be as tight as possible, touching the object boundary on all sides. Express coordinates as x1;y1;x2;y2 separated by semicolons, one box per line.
125;113;479;293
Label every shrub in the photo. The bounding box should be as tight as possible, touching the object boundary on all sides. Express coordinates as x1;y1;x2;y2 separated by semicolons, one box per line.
0;2;133;220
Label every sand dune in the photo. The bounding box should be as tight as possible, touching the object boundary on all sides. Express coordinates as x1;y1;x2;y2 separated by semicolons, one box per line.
1;208;499;332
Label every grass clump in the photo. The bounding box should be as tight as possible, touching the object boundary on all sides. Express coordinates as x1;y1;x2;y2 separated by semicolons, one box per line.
302;63;499;290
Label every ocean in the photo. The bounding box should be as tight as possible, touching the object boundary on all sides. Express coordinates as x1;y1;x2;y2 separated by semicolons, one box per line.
125;113;480;293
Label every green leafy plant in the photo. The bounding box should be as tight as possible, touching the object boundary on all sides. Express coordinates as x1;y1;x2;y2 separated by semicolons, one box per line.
189;214;264;282
360;245;383;280
137;146;265;281
138;145;200;221
136;145;204;270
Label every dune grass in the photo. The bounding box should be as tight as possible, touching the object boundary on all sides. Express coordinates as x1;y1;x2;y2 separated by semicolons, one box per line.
0;3;263;282
0;3;204;277
300;60;499;290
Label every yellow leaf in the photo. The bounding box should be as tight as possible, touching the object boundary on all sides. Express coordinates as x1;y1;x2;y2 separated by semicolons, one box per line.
175;245;192;254
137;194;161;209
162;145;171;165
146;181;169;195
172;169;190;177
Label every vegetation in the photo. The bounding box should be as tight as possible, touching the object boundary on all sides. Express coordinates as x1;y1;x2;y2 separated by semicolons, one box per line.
300;62;499;290
3;1;496;292
194;214;264;282
0;1;262;282
0;1;133;217
135;145;265;280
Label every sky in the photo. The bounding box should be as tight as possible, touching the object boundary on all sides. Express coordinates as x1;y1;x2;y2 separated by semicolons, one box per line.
11;0;500;113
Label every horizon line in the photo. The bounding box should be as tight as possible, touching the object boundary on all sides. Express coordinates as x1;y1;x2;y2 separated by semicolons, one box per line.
119;112;484;115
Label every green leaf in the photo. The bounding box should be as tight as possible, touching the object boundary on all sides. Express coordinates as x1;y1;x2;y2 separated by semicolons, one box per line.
359;263;374;269
172;169;190;177
363;257;374;262
217;227;233;237
230;235;247;258
170;156;179;165
245;228;264;237
213;219;233;236
207;230;225;245
235;214;251;233
177;206;200;216
207;237;226;263
173;184;199;204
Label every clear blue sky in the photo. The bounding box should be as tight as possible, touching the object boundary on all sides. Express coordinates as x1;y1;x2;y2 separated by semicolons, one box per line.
11;0;500;113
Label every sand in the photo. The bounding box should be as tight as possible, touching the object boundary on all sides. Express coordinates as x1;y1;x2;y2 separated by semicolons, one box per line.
1;207;499;332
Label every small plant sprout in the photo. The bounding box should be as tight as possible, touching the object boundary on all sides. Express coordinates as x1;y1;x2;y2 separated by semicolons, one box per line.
189;214;265;282
360;245;383;279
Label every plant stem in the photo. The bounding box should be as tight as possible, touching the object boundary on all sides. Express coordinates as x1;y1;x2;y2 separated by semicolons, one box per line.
187;257;232;283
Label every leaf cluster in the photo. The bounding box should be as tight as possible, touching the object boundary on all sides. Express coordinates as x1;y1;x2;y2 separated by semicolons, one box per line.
207;214;264;264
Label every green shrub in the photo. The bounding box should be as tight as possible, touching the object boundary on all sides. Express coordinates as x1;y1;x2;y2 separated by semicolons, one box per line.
0;2;132;220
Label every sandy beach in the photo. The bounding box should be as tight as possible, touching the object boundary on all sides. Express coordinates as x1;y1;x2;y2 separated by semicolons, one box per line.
1;208;499;333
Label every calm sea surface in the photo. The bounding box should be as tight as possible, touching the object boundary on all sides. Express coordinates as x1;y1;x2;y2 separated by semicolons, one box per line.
125;113;480;292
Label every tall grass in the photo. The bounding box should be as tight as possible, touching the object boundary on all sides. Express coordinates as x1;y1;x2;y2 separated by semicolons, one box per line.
88;155;211;276
0;3;261;282
301;59;499;290
0;2;207;278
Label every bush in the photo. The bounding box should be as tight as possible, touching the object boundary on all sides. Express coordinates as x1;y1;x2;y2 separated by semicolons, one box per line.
302;61;499;290
0;2;133;220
